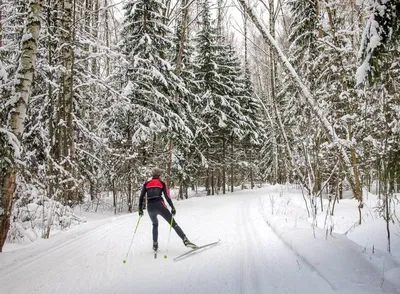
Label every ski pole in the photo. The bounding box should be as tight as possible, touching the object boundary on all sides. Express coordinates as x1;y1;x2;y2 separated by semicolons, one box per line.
164;216;174;259
123;216;142;263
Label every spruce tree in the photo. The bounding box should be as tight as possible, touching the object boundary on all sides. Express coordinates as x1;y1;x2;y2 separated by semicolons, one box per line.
119;0;191;153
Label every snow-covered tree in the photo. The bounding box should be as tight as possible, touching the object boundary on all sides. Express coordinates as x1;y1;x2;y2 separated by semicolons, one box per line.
357;0;400;85
116;0;192;194
0;0;44;252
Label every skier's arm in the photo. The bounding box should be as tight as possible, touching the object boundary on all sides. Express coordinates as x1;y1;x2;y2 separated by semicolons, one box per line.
163;182;174;208
138;183;146;210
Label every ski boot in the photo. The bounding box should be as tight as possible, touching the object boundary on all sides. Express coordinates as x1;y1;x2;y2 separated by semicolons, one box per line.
183;237;197;249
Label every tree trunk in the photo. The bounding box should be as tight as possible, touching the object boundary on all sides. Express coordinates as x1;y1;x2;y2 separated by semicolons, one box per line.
104;0;110;76
0;0;44;252
222;137;226;194
217;169;221;194
128;181;132;213
250;149;254;189
206;165;210;195
269;0;278;185
230;136;234;193
60;0;76;204
385;183;391;252
47;0;55;201
112;180;117;215
0;0;2;47
166;0;191;188
211;170;215;195
0;170;16;252
179;178;183;200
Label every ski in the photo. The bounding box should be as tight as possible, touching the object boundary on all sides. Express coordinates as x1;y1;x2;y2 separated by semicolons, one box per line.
173;240;220;262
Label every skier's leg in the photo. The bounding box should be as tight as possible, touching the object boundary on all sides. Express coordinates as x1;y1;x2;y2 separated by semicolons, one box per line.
158;201;186;240
147;204;159;242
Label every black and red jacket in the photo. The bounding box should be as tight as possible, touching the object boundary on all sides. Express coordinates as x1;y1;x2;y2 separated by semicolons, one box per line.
139;176;174;209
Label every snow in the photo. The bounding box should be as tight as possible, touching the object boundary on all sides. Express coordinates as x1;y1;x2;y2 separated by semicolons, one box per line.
0;60;7;83
356;7;384;86
356;58;370;85
0;185;399;294
21;33;33;43
0;127;21;158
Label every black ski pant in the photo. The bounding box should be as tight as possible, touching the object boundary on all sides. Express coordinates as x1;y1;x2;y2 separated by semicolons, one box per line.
147;200;186;242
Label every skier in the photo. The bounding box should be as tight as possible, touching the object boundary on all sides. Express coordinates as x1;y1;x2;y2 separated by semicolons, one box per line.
138;167;196;251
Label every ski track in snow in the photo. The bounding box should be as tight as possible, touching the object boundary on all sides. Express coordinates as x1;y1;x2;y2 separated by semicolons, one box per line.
0;190;365;293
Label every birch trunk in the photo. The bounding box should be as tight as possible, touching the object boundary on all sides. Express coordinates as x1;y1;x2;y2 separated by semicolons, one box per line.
269;0;278;185
105;0;110;76
0;0;2;48
0;0;43;252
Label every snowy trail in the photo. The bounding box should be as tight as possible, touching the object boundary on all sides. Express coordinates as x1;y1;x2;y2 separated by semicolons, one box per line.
1;190;339;293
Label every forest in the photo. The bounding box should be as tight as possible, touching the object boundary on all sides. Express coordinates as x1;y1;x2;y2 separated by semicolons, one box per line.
0;0;399;253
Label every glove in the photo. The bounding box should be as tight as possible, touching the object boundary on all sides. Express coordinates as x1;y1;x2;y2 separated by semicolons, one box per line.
171;207;176;216
138;209;143;217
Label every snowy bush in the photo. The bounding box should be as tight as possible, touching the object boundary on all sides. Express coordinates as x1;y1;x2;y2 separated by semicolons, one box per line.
7;184;85;244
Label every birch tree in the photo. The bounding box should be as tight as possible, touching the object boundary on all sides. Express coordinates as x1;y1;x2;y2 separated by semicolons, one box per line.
0;0;43;252
236;0;364;217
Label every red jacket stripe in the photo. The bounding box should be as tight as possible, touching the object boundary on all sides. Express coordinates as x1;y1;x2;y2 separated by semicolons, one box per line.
146;179;163;189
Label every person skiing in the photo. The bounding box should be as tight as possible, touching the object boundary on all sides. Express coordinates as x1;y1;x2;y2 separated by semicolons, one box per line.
138;167;196;251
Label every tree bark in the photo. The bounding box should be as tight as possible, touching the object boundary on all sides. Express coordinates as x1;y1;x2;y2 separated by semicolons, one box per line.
58;0;76;204
222;137;226;194
250;149;254;189
0;0;3;48
46;0;56;202
211;170;215;195
230;136;234;192
0;0;44;252
269;0;278;185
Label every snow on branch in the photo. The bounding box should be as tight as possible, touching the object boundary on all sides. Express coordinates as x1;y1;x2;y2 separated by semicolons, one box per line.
0;127;21;158
356;0;400;85
236;0;362;201
0;60;7;84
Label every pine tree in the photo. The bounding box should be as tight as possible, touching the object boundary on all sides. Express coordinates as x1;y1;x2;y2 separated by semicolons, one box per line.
120;0;190;142
194;0;245;193
170;18;204;194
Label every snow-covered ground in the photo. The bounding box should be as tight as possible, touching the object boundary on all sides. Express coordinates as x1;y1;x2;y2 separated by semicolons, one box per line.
1;185;399;294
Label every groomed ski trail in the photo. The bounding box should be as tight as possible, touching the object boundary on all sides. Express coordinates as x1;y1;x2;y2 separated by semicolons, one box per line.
237;195;335;293
0;190;338;294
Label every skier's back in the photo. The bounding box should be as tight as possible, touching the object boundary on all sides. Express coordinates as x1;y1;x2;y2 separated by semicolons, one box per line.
138;167;196;251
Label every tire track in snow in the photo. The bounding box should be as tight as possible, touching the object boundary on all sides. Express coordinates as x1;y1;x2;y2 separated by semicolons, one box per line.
238;196;261;293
